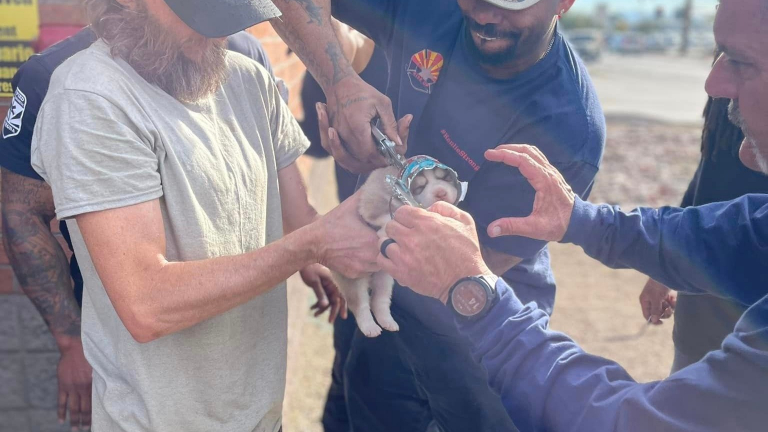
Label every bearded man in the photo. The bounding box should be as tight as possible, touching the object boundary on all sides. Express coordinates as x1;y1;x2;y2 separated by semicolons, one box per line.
28;0;383;430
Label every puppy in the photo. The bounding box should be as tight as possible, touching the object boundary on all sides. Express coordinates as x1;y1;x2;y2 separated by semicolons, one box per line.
333;164;460;337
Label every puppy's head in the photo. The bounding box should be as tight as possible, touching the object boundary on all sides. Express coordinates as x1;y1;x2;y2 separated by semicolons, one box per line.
409;167;459;207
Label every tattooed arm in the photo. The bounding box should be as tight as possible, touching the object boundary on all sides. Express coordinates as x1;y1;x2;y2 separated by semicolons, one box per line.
270;0;403;173
1;168;92;429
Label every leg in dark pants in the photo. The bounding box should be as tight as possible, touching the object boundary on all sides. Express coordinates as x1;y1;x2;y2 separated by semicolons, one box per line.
345;307;519;432
322;315;358;432
344;327;434;432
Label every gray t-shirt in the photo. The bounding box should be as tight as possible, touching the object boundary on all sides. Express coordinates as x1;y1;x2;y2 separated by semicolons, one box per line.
31;40;309;432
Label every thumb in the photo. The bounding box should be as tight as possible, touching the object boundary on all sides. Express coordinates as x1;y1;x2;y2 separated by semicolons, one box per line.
396;114;413;153
375;97;401;146
488;217;538;239
428;201;463;220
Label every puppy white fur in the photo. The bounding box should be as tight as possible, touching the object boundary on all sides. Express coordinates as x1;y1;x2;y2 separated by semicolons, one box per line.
333;165;460;337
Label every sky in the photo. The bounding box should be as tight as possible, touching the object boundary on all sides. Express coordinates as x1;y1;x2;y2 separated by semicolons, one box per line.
570;0;719;17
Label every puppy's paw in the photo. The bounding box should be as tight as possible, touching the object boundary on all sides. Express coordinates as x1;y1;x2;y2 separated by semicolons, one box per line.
378;317;400;332
359;323;383;338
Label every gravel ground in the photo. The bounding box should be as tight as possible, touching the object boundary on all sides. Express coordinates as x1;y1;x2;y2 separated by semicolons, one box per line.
282;117;703;431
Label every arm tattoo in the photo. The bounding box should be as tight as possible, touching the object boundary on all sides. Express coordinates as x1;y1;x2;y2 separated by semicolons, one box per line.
270;0;353;89
286;0;324;25
341;96;370;109
326;41;353;85
1;170;81;339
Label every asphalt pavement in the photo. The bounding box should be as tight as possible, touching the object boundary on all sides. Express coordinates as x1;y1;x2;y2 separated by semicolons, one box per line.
587;52;715;125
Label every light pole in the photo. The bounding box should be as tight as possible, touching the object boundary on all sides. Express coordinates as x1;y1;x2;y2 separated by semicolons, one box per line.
680;0;693;55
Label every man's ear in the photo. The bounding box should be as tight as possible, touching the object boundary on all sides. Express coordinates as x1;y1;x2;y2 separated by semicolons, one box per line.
559;0;577;15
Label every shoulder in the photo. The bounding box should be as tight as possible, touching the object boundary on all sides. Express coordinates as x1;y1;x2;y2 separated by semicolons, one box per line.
226;52;274;90
11;28;97;106
541;35;606;167
45;41;142;106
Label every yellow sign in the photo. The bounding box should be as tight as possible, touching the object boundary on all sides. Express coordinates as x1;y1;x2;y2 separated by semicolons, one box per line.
0;0;37;96
0;0;40;42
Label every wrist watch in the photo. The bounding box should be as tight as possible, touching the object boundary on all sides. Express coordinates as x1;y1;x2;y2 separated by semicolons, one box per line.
447;274;500;321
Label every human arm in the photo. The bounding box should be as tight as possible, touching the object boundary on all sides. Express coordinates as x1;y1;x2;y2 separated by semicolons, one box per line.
484;145;768;306
460;280;768;432
29;86;377;343
0;169;92;429
269;0;401;173
378;200;768;432
278;161;347;322
75;190;375;343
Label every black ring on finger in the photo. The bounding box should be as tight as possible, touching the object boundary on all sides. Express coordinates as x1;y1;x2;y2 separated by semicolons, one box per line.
380;239;397;259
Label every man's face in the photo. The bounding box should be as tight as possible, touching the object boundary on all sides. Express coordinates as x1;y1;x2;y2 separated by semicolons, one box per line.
705;0;768;174
456;0;564;66
107;0;229;102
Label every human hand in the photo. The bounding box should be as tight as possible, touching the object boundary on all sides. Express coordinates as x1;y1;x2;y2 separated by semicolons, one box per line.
639;279;677;324
319;76;411;173
484;144;576;242
378;202;491;304
314;192;381;279
56;338;92;430
300;263;348;322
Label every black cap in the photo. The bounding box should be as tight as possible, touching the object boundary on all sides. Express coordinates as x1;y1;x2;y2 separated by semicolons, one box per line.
163;0;282;38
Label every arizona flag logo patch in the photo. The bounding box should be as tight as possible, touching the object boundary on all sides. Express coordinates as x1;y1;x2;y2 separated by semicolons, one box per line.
2;88;27;139
407;49;444;94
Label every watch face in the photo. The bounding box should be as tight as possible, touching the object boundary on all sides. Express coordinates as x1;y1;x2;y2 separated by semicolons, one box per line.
451;281;488;317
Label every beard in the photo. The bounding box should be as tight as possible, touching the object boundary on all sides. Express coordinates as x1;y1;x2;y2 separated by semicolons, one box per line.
463;17;521;66
99;2;229;103
729;100;768;174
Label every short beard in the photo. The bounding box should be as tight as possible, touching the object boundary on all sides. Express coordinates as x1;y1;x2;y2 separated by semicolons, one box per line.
97;2;229;103
729;100;768;173
463;18;521;66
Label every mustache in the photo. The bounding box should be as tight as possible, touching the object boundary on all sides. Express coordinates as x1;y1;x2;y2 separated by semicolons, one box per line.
466;19;519;40
728;100;747;131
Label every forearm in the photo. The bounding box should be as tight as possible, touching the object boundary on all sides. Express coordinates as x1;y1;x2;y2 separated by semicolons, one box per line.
271;0;355;91
279;162;320;234
1;174;81;349
460;280;766;432
119;225;318;342
561;195;768;305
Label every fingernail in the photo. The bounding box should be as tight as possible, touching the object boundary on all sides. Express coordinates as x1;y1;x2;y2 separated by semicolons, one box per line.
491;226;502;237
329;129;337;141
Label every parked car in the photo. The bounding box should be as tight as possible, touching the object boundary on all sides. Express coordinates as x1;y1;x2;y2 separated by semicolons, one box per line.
614;32;647;54
566;29;604;62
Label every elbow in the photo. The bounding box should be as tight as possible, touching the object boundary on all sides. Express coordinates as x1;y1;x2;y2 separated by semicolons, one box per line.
124;315;163;344
126;325;160;344
119;301;166;344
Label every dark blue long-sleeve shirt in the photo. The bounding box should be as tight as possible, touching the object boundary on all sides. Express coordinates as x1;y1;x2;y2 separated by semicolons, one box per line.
458;195;768;431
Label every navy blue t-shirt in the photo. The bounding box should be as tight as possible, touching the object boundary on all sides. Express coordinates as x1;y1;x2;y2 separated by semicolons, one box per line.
0;27;275;306
335;1;605;325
